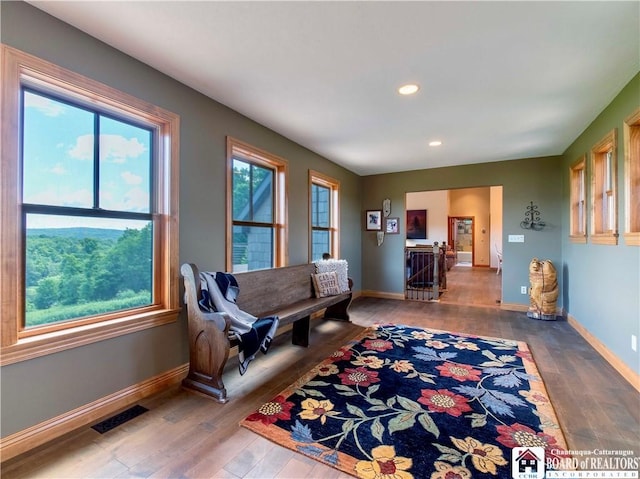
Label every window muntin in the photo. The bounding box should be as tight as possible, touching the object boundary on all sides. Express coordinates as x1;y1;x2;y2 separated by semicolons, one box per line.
569;156;586;243
227;137;287;272
21;89;155;333
590;129;618;245
623;108;640;246
231;159;275;272
311;183;331;260
1;45;180;364
232;159;274;224
309;170;339;261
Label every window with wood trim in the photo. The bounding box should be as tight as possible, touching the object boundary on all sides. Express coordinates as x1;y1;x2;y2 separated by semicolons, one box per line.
590;129;618;245
0;46;180;365
569;156;587;243
309;170;340;261
623;108;640;246
227;137;288;272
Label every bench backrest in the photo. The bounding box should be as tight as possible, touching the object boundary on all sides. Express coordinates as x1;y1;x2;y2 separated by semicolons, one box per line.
233;264;317;317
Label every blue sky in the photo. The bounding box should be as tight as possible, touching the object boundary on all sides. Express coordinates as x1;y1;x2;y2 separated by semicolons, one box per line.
23;90;151;230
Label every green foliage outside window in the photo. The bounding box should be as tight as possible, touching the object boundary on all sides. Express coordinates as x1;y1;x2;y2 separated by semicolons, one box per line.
25;224;152;327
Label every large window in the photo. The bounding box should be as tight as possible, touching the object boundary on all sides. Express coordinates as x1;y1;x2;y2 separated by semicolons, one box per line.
623;108;640;246
590;129;618;245
227;137;287;272
22;90;155;330
569;156;587;243
309;170;339;261
1;46;180;364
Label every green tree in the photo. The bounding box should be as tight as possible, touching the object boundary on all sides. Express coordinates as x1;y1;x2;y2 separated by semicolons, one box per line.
93;224;152;301
34;277;59;309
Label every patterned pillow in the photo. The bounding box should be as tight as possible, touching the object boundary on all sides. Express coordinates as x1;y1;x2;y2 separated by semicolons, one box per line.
314;259;349;293
312;271;341;298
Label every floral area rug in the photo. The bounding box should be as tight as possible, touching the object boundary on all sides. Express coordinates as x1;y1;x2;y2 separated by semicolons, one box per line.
240;323;568;478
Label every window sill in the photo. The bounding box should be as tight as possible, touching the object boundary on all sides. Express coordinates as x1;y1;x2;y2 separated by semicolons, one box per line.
569;235;587;244
624;232;640;246
0;308;180;366
590;234;618;245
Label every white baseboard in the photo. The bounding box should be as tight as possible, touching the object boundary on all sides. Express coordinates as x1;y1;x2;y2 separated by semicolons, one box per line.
0;363;189;462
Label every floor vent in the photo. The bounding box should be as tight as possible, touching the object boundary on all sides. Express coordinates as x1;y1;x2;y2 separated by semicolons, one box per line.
91;405;149;434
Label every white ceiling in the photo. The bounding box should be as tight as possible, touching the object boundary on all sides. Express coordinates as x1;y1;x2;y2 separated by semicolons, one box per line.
29;1;639;176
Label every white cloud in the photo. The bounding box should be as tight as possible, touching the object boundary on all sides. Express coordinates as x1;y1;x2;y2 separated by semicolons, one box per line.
121;171;143;185
100;135;147;164
68;134;147;163
68;134;94;161
98;187;148;212
100;190;113;203
122;187;149;212
24;94;65;117
50;163;67;175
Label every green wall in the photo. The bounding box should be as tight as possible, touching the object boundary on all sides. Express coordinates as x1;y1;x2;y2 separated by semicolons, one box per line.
360;156;564;306
1;0;638;443
560;73;640;376
0;1;362;438
359;74;639;376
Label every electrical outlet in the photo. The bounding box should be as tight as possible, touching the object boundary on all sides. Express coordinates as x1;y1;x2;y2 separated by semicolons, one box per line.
632;335;637;352
520;286;527;295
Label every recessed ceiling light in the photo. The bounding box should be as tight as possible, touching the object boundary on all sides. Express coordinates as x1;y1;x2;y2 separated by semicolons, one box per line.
429;140;442;147
398;84;419;95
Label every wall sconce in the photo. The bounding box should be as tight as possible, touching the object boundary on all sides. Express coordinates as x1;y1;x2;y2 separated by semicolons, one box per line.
520;201;546;231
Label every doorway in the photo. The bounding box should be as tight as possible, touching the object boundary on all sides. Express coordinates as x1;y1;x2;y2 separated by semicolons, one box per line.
448;216;474;266
405;186;503;307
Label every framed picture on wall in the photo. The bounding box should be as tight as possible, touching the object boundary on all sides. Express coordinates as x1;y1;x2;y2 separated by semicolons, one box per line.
406;209;427;239
385;217;399;234
366;210;383;231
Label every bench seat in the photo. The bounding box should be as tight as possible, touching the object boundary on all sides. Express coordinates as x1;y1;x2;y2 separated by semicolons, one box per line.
181;262;352;402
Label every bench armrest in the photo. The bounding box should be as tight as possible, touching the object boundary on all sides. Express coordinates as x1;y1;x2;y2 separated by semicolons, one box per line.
182;263;230;328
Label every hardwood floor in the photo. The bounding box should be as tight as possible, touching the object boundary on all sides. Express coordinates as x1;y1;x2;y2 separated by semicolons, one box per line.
439;264;502;307
3;271;639;478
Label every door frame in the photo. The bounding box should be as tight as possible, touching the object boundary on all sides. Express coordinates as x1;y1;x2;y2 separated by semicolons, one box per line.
448;216;475;266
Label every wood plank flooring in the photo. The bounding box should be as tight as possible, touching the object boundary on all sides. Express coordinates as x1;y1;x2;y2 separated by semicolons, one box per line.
439;264;502;307
2;267;639;478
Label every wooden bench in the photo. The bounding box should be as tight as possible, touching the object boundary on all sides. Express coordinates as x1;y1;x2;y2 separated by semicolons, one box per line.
180;262;352;402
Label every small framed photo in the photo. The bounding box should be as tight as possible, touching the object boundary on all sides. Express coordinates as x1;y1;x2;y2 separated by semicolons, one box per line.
366;210;382;231
385;217;399;234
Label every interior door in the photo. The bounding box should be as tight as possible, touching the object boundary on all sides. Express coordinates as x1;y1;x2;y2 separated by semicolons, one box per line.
448;216;474;266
